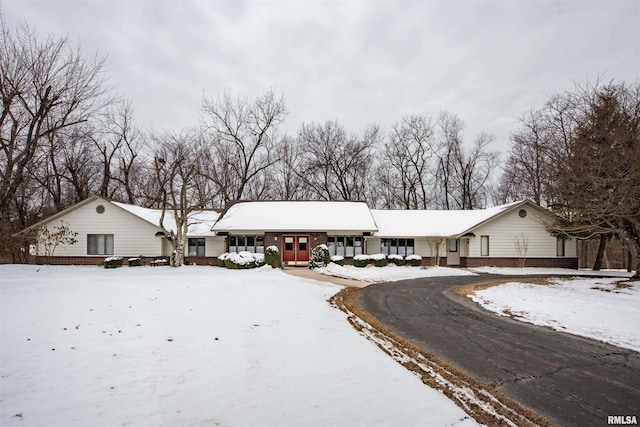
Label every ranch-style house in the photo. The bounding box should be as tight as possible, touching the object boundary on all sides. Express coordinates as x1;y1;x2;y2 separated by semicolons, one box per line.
20;195;578;268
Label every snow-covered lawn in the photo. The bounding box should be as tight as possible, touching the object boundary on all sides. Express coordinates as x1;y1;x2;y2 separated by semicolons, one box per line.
469;277;640;352
315;263;476;283
0;265;477;427
470;266;636;278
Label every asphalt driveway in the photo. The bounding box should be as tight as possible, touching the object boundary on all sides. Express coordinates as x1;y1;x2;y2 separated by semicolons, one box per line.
357;274;640;427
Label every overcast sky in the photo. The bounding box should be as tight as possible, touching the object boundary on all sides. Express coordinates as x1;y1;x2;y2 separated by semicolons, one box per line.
3;0;639;152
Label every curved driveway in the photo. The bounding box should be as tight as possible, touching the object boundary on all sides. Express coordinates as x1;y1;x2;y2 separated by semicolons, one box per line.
357;274;640;427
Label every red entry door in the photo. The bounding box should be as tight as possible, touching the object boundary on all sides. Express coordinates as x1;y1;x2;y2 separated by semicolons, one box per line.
282;236;310;263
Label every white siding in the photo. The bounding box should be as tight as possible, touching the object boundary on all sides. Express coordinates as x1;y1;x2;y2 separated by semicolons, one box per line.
467;207;576;258
41;199;164;257
206;237;226;257
365;237;381;255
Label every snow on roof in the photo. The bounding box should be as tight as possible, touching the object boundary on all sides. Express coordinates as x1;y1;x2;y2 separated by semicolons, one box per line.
371;201;523;237
212;201;378;232
112;201;219;236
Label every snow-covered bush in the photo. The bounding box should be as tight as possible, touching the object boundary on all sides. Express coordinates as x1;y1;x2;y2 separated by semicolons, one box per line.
217;252;229;267
104;256;123;269
406;254;422;267
370;253;388;267
224;251;256;269
253;253;265;267
354;254;369;268
387;254;404;266
330;255;345;266
265;246;280;268
220;252;266;269
128;257;142;267
310;244;330;268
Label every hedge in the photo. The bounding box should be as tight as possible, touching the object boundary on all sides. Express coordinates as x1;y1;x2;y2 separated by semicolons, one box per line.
353;254;369;267
387;254;404;266
104;256;123;269
330;255;345;266
406;254;423;266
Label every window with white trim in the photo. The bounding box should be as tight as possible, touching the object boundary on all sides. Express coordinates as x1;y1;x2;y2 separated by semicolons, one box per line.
327;236;363;257
87;234;114;255
228;235;264;253
381;238;415;256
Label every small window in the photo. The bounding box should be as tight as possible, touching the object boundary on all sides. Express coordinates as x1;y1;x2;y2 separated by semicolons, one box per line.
299;237;308;251
285;237;294;251
96;205;105;214
448;239;458;252
518;209;527;218
188;238;205;257
481;236;490;256
87;234;114;255
556;237;565;257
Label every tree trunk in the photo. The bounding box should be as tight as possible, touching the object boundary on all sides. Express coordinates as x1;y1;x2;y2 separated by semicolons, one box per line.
592;235;608;271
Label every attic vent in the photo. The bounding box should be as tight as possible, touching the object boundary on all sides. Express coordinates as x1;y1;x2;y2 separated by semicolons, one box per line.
518;209;527;218
96;205;105;214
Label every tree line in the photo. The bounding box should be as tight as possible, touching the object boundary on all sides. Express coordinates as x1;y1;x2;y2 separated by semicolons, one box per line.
2;18;638;275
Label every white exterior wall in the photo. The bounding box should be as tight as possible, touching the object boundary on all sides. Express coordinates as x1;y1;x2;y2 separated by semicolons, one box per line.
467;207;577;258
42;199;164;257
365;237;381;255
206;237;226;257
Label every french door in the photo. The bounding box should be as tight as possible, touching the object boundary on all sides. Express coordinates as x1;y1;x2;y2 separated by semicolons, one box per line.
282;235;310;263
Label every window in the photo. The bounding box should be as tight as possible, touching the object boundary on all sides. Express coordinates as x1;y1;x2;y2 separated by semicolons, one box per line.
556;237;565;257
380;238;415;256
87;234;114;255
480;235;490;256
448;239;458;252
328;236;363;257
229;235;264;253
284;237;294;251
188;238;205;257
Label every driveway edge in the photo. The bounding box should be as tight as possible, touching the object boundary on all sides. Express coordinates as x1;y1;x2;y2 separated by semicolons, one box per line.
331;286;556;427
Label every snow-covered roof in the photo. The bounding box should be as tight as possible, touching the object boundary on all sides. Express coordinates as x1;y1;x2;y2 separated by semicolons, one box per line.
212;201;378;233
371;201;524;237
112;201;219;237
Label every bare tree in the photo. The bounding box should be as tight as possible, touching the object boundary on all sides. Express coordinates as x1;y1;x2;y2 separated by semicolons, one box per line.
298;120;379;201
497;109;553;205
271;135;307;200
513;233;529;268
0;19;109;223
382;115;436;209
435;112;499;209
151;130;211;266
201;89;286;203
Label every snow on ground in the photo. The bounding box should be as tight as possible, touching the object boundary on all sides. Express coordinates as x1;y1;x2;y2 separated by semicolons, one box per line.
315;263;476;283
469;277;640;352
0;265;477;427
470;266;636;277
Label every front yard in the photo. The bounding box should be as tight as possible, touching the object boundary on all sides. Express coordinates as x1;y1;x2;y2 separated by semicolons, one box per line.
0;265;476;426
